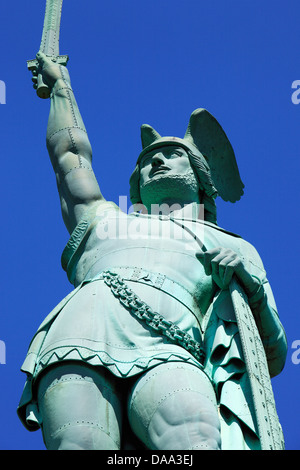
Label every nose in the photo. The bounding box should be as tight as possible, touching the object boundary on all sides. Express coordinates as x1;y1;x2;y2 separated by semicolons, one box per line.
151;152;165;167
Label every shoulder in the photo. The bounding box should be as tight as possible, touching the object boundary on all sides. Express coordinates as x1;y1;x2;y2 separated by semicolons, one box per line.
204;220;242;238
90;199;122;217
61;199;123;271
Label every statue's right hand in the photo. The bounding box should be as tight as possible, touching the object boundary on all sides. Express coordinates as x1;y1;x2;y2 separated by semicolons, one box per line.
32;51;70;91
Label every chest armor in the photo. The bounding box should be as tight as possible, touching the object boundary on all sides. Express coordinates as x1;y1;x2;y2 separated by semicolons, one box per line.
64;210;244;317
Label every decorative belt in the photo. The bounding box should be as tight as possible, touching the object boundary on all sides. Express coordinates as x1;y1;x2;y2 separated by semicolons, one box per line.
99;270;204;365
89;265;203;329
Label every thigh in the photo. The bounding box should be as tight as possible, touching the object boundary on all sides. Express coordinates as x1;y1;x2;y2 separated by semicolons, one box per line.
127;362;221;450
36;362;122;450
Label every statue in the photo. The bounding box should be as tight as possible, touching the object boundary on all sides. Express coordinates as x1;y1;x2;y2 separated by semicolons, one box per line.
18;2;287;451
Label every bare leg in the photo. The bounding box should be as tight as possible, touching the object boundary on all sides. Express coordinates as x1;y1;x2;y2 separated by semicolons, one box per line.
127;362;221;450
37;362;122;450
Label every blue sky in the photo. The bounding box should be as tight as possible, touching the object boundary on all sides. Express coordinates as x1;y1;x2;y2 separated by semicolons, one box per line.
0;0;299;450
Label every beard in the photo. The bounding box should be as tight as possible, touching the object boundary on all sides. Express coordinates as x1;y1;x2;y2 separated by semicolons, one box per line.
139;170;200;212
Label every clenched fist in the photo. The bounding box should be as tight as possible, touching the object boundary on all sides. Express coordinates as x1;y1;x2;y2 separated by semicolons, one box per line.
31;51;71;92
196;247;260;295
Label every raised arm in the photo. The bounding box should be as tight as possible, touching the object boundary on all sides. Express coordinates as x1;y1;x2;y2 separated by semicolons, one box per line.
33;52;104;234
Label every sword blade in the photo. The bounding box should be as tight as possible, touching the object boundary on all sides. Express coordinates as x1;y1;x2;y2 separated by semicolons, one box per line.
27;0;69;99
40;0;63;57
230;278;285;449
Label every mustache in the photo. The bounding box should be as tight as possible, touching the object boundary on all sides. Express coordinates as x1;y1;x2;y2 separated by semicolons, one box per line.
150;165;171;176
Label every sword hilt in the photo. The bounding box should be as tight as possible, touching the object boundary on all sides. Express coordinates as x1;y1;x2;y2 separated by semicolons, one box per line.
27;54;69;99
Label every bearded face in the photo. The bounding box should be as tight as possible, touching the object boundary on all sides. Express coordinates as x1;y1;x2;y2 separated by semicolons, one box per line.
138;146;201;213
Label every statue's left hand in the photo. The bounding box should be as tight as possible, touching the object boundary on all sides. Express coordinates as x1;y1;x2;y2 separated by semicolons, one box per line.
196;247;260;294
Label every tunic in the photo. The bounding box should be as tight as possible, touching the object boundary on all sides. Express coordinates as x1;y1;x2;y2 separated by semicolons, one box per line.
17;201;284;449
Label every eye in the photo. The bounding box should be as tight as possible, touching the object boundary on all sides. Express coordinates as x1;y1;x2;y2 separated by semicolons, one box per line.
169;149;185;158
140;155;153;167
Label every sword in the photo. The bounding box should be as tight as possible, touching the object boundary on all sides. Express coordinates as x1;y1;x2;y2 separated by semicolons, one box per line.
27;0;69;99
230;278;285;449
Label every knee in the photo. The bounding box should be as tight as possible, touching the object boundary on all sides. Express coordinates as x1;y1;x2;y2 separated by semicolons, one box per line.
127;363;221;450
147;390;221;450
44;421;119;450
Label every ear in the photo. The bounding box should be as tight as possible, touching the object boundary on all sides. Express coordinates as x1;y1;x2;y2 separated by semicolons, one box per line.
141;124;161;149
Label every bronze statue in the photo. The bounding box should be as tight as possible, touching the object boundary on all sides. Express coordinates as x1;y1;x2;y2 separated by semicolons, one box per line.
18;1;287;451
